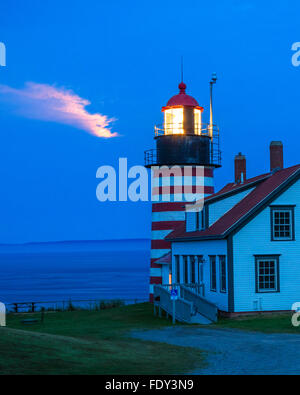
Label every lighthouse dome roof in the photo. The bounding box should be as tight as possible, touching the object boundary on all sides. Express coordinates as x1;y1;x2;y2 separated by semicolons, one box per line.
165;82;200;107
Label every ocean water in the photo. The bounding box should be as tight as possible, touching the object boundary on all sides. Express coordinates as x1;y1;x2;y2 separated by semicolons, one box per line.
0;240;150;308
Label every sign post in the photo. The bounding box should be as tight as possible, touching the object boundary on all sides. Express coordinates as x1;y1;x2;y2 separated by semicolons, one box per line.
170;288;178;325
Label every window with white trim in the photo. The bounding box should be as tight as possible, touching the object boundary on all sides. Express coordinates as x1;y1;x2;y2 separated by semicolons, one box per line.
183;255;188;283
210;256;217;292
219;255;227;293
190;255;196;283
271;206;295;241
175;255;180;283
255;256;279;293
196;211;200;230
197;255;204;283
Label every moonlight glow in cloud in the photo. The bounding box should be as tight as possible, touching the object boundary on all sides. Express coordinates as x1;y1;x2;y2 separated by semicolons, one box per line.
0;82;117;138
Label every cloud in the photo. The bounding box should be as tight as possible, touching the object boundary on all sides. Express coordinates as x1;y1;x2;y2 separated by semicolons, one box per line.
0;82;117;138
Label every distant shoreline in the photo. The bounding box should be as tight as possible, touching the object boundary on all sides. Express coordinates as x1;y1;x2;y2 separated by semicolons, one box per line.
0;239;151;255
0;238;151;247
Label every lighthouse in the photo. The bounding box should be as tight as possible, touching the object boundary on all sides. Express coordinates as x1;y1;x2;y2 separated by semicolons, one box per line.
145;78;221;301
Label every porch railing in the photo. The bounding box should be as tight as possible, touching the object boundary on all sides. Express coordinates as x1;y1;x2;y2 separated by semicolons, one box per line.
153;285;193;323
154;283;218;323
180;285;218;322
161;283;205;297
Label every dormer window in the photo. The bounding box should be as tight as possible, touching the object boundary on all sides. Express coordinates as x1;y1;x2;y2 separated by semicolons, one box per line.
197;206;207;230
196;210;205;230
186;206;207;233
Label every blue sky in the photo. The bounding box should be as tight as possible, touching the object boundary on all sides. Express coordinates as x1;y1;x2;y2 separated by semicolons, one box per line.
0;0;299;243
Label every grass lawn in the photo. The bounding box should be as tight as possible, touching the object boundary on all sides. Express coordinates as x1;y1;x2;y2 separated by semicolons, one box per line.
0;303;205;375
215;313;300;334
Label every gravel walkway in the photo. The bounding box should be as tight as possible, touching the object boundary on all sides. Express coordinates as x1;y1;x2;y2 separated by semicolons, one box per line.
131;326;300;375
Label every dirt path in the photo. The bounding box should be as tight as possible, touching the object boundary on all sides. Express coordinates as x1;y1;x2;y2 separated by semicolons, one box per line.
131;326;300;375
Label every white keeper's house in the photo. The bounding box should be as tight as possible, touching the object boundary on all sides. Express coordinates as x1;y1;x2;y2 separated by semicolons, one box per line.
167;144;300;316
145;79;299;320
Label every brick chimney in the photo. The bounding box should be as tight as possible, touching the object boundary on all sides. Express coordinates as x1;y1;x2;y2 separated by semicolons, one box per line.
270;141;283;172
235;153;246;184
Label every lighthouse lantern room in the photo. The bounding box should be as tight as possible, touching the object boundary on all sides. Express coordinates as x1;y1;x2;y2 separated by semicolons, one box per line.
161;82;203;135
145;78;221;301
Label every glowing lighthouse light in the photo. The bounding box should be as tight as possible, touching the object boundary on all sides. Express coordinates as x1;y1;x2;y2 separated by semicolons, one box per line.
164;107;184;134
161;82;203;136
194;108;201;135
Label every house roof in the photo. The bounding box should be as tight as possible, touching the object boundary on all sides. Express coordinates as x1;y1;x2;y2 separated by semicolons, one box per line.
152;251;171;265
167;164;300;241
204;172;270;203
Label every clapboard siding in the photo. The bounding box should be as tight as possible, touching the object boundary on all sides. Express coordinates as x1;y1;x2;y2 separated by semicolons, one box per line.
209;188;255;226
172;240;228;311
233;178;300;312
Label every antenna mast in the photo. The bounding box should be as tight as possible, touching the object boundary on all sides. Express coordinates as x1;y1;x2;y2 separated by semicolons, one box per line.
209;72;217;139
181;56;184;82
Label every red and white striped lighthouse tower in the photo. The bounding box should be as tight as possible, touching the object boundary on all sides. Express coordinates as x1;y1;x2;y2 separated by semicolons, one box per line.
145;78;221;301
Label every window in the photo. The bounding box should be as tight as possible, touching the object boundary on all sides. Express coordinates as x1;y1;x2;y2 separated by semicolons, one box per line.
190;256;196;283
194;109;202;135
255;256;280;293
183;256;188;283
169;264;172;284
196;209;206;230
164;108;184;134
271;206;295;241
201;209;206;229
219;256;227;293
197;256;204;283
210;256;217;291
175;255;180;283
196;211;200;230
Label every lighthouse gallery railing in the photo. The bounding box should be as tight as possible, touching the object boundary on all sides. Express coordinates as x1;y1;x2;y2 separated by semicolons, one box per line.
145;122;221;168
